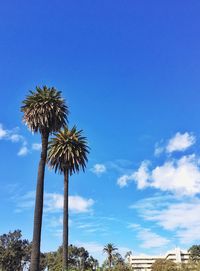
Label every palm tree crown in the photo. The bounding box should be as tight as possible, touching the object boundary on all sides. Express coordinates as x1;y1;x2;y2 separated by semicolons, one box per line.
103;243;118;254
47;126;89;175
21;86;68;134
103;243;118;269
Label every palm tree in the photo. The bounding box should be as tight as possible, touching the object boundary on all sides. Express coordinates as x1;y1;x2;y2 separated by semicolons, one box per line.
103;243;118;269
125;251;132;265
21;86;68;271
47;126;89;271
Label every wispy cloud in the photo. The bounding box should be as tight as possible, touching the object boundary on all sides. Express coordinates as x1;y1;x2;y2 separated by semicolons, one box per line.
0;123;43;156
131;195;200;245
90;164;107;176
128;224;170;249
0;123;29;156
0;123;25;143
76;222;108;235
91;160;133;177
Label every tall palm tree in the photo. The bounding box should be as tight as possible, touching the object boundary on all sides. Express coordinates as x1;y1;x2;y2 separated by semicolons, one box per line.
103;243;118;269
21;86;68;271
47;126;89;271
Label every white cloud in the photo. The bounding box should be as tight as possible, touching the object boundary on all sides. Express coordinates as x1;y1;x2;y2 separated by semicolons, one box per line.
0;123;29;156
69;196;94;213
131;195;200;245
0;124;7;139
91;164;107;175
133;161;150;189
166;132;195;153
17;146;29;156
0;123;25;143
45;193;94;213
150;154;200;196
18;192;94;213
128;224;169;249
117;174;131;188
117;161;150;188
119;154;200;196
32;143;42;151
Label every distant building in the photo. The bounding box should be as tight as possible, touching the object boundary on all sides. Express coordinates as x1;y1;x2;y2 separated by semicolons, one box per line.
128;248;189;271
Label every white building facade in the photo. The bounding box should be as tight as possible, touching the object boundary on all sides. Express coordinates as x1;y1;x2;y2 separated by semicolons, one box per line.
128;248;189;271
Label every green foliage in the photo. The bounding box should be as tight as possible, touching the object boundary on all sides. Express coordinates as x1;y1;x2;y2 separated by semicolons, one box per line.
102;246;132;271
48;126;89;175
0;229;98;271
44;245;98;271
21;85;68;134
151;259;178;271
188;245;200;262
0;230;30;271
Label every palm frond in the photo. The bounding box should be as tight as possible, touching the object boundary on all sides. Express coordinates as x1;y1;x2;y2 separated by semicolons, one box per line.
47;126;89;175
21;86;69;134
103;243;118;253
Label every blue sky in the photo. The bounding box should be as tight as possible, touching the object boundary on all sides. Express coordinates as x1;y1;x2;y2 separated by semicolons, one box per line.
1;0;200;263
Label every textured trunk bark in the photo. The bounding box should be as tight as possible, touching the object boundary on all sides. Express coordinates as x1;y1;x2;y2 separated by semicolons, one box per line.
30;132;49;271
63;169;69;271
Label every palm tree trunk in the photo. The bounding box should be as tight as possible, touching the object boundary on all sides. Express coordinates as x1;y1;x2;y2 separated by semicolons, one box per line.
63;169;69;271
30;131;49;271
109;255;112;270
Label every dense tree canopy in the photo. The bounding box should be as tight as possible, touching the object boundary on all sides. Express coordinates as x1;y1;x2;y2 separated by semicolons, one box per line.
188;245;200;262
0;230;30;271
0;230;98;271
43;245;98;271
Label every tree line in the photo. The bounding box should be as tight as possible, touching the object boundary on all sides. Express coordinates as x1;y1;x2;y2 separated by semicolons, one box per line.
0;231;133;271
0;230;98;271
1;230;200;271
